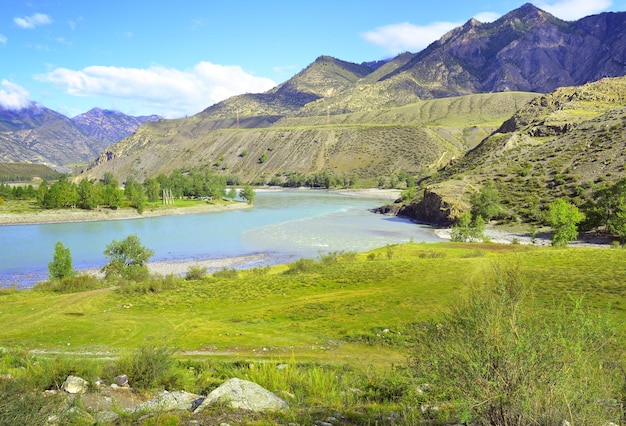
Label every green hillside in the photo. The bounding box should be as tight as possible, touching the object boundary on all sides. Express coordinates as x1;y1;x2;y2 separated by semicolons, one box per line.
416;76;626;221
80;92;537;183
0;162;63;182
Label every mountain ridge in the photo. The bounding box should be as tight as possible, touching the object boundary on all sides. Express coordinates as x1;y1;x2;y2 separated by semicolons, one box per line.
0;105;161;170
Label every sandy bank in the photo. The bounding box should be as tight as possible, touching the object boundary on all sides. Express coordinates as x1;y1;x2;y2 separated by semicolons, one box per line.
434;226;614;248
0;202;251;226
146;252;272;276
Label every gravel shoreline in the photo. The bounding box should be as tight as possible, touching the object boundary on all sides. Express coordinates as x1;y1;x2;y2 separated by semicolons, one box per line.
0;202;251;226
434;226;614;248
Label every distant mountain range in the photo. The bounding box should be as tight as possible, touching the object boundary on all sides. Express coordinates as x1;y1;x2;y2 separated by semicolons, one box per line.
0;105;160;171
2;3;626;189
78;3;626;185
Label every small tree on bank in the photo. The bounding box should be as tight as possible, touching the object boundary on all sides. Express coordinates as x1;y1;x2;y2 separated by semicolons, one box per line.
48;241;73;280
102;235;154;280
451;213;485;242
546;198;584;247
240;185;256;205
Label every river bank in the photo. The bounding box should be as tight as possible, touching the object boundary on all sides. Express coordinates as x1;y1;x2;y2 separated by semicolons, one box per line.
0;188;401;226
433;225;615;248
0;201;251;226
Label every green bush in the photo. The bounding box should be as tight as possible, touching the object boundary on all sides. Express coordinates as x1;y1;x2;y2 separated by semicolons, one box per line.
113;344;177;392
284;258;317;274
185;264;207;280
212;268;239;279
410;265;624;425
34;273;103;294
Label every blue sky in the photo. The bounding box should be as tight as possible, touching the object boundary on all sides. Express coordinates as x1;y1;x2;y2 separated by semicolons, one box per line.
0;0;622;118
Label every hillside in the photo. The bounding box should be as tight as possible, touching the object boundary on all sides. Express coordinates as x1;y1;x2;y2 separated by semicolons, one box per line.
398;76;626;224
80;4;626;183
79;92;537;183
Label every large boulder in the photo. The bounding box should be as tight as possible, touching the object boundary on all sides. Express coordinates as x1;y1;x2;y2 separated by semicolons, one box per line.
194;378;288;413
62;375;89;394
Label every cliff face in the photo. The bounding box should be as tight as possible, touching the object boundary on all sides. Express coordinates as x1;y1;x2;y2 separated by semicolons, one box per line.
374;190;460;227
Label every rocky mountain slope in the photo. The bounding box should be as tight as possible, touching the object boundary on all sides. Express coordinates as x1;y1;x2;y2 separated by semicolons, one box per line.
397;76;626;225
82;4;626;183
195;3;626;120
80;92;537;183
71;108;160;146
0;105;160;170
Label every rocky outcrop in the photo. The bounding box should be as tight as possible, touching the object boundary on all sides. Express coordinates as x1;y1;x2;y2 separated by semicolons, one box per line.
374;189;459;226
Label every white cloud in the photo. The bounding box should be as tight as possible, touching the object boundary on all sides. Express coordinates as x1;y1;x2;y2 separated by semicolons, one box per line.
0;80;32;110
14;13;53;29
0;34;7;45
362;21;460;54
35;62;277;118
537;0;612;20
473;12;501;23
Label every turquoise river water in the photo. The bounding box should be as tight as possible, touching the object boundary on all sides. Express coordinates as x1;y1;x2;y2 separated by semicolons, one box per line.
0;189;442;287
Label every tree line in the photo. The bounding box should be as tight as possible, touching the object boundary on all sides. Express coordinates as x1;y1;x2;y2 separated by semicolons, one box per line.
1;166;255;213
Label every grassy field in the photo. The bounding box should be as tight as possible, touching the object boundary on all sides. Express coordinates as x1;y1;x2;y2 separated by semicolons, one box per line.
0;242;624;424
1;242;624;358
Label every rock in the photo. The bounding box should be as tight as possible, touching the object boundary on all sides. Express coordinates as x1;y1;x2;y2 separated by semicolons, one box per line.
133;390;202;413
115;374;129;387
62;375;88;394
194;378;289;413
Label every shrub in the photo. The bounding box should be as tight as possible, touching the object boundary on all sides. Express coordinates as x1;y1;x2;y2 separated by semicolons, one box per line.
185;264;207;280
212;267;239;279
284;258;317;274
410;266;623;425
113;344;177;392
34;273;103;294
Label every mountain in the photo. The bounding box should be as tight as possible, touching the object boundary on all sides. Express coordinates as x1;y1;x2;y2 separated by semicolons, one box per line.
71;108;160;146
0;105;160;170
392;76;626;225
79;4;626;184
79;91;537;183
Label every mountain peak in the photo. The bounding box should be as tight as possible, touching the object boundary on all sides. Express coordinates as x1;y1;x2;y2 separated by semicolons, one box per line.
497;2;558;25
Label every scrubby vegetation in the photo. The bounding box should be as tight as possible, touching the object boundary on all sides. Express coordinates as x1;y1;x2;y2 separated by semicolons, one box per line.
1;242;624;424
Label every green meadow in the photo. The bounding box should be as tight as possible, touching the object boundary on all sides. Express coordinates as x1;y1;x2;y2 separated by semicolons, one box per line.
1;242;625;424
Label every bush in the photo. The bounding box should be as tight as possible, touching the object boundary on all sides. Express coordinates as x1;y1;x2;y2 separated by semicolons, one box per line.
212;268;238;279
284;258;317;274
410;266;623;425
34;273;103;294
113;344;177;392
185;264;207;280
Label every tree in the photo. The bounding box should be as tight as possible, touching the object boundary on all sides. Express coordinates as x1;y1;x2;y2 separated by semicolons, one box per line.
451;212;485;242
102;235;154;279
239;185;256;205
143;178;161;203
36;180;48;207
546;198;584;247
470;182;501;222
77;179;102;209
125;177;146;213
48;241;73;280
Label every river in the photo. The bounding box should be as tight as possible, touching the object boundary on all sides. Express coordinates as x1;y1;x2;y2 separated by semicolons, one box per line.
0;189;442;287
